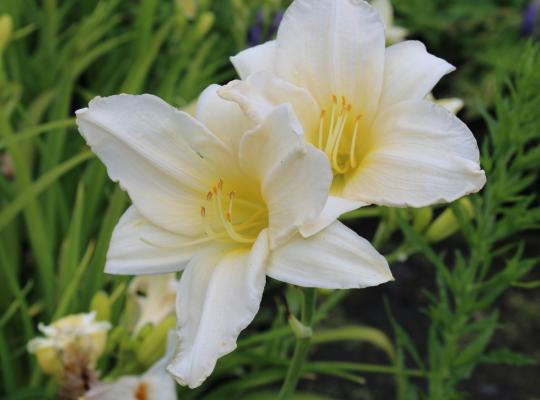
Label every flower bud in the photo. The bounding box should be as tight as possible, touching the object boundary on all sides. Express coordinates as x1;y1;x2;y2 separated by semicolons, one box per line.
136;315;176;368
412;207;433;233
90;291;111;322
176;0;197;20
425;198;474;243
194;11;215;41
0;15;12;55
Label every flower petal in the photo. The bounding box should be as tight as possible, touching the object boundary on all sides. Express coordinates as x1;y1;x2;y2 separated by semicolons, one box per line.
379;41;455;110
84;377;140;400
267;221;392;289
230;40;276;79
299;196;366;237
196;84;252;153
167;231;269;388
275;0;385;120
239;105;332;247
144;374;178;400
219;71;320;144
106;207;201;275
345;100;486;207
76;94;233;236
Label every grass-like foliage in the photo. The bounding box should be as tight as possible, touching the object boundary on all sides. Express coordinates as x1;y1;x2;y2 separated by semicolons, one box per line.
0;0;538;399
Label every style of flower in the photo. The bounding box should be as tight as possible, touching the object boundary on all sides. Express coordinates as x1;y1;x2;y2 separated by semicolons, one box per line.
27;312;111;377
84;332;177;400
128;274;179;332
76;93;393;388
222;0;486;231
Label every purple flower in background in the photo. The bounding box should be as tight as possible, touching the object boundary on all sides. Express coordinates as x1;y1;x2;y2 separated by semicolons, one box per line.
247;9;284;47
522;0;540;37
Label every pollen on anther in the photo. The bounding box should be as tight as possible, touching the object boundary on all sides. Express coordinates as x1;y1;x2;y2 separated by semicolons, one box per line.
226;211;232;223
229;191;235;200
200;206;206;217
320;110;326;119
207;191;213;201
355;114;363;122
217;178;223;191
332;94;337;104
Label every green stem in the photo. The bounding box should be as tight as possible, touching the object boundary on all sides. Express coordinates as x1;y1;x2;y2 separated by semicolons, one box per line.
278;287;317;400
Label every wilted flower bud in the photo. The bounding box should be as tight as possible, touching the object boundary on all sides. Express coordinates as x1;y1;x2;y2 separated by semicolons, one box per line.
27;312;111;377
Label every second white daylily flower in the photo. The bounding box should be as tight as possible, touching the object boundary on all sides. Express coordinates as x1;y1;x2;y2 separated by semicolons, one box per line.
76;92;392;388
222;0;486;233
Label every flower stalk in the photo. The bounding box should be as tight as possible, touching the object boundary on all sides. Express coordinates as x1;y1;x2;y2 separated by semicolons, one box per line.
278;287;317;400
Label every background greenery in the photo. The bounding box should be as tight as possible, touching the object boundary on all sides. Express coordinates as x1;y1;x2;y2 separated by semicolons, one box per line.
0;0;538;399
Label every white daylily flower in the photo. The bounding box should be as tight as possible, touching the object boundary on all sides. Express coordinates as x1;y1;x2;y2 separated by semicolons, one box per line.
27;312;111;377
222;0;486;231
84;332;177;400
371;0;408;44
128;274;179;332
76;93;392;388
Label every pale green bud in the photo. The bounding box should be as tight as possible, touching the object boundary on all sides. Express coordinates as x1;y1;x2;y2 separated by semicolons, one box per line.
176;0;197;19
425;198;474;243
412;207;433;234
0;15;13;55
90;291;111;322
194;11;215;41
136;315;176;368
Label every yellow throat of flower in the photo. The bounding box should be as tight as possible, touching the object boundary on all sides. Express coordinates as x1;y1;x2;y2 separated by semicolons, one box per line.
317;95;366;176
200;178;267;245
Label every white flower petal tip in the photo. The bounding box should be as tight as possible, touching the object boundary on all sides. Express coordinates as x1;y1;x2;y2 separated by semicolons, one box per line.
268;222;393;290
230;40;276;80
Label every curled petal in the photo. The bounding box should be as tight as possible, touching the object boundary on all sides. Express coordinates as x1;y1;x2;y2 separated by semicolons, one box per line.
168;231;269;388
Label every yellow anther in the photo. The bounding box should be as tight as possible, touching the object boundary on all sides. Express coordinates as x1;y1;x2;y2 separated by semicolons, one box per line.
207;191;213;201
200;206;206;217
217;178;223;191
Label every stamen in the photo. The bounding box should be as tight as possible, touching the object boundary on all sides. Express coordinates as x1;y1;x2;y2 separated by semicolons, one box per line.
206;191;213;201
317;94;364;175
200;206;206;217
215;189;255;243
318;110;326;149
350;114;362;168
